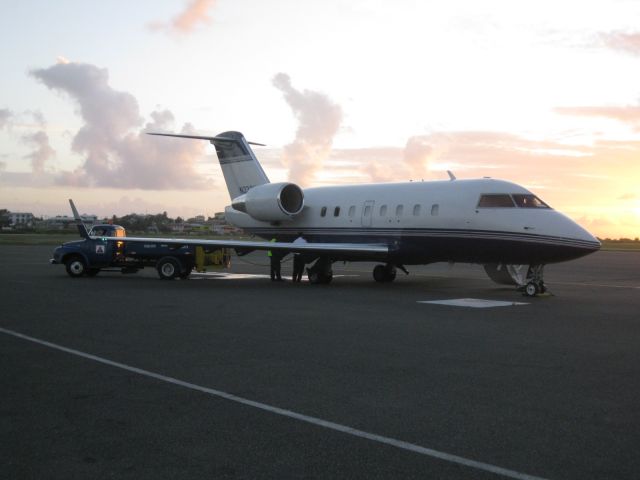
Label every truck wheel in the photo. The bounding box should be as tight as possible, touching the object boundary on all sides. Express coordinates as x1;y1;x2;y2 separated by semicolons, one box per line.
65;256;87;278
157;256;181;280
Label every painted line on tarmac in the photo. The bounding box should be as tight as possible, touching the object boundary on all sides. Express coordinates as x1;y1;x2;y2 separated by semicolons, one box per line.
191;272;360;280
552;281;640;289
0;326;549;480
419;298;529;308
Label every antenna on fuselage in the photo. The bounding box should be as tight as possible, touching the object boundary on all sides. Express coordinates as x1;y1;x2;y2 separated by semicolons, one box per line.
447;170;456;181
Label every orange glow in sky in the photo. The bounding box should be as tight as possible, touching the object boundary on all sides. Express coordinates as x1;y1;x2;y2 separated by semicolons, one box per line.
0;0;639;239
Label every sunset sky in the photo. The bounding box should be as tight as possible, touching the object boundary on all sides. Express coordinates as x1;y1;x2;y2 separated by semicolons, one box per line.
1;0;639;238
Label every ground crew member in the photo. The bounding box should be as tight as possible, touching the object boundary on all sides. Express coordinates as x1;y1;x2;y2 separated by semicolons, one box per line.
268;237;283;281
292;233;307;282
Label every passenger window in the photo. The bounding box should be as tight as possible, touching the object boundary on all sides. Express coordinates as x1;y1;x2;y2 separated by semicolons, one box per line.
413;204;421;216
396;205;403;217
477;194;515;208
380;205;387;216
512;194;551;209
348;206;355;217
321;207;327;217
431;204;439;216
334;206;340;217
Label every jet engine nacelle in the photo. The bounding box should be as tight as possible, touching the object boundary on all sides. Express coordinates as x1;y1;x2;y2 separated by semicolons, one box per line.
231;182;304;222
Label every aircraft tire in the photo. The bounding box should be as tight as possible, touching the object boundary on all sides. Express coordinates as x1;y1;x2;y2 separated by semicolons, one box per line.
373;265;386;282
384;265;397;282
65;256;87;278
524;282;539;297
157;256;181;280
308;270;332;284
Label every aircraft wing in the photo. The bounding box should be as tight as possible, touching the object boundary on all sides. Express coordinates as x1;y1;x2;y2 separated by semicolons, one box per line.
95;235;389;257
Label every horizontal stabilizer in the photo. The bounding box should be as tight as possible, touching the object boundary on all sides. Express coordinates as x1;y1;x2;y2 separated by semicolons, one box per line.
147;132;265;146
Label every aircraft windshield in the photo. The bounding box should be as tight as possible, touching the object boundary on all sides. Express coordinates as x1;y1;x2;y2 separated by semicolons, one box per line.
477;194;515;208
512;194;551;209
477;194;552;209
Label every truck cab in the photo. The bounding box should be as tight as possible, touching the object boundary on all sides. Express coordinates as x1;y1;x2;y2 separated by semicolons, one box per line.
88;224;126;238
50;224;129;277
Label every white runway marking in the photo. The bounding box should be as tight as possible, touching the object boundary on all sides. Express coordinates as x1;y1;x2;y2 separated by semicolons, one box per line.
0;327;548;480
418;298;529;308
191;272;359;281
553;281;640;290
192;272;272;280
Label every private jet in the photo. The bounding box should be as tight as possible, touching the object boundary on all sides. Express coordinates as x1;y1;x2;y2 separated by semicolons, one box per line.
107;131;602;295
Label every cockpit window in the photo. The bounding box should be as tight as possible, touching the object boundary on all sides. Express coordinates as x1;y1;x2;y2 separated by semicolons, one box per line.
512;194;550;209
477;194;515;208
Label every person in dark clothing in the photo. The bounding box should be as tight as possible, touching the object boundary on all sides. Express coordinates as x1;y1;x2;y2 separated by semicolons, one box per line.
268;238;283;281
292;233;307;282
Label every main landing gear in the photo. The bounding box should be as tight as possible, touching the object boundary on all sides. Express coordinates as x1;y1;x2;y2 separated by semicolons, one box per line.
372;264;407;283
307;256;333;284
373;264;396;282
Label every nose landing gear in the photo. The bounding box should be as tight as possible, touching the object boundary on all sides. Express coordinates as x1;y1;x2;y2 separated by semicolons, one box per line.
521;265;547;297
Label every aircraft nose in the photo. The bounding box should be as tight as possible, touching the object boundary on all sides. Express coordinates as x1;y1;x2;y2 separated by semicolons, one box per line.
564;216;601;251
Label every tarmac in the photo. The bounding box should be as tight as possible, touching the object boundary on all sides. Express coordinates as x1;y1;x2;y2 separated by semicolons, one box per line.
1;245;639;479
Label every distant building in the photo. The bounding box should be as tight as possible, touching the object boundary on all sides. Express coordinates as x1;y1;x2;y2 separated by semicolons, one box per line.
9;212;34;227
211;212;243;235
40;214;98;230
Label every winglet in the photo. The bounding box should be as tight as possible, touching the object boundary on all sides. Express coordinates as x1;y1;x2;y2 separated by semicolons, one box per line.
68;199;89;239
447;170;456;181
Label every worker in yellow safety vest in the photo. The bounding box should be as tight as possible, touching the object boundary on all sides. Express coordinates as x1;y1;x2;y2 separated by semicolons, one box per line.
268;237;283;281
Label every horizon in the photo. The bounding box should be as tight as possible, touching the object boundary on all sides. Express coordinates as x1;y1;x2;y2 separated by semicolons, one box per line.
1;0;639;238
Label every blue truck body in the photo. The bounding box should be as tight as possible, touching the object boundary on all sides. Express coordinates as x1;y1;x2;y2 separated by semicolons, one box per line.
50;224;198;279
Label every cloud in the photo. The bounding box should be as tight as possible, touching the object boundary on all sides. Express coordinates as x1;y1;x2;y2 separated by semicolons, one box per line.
1;109;54;174
272;73;343;186
325;130;616;186
30;61;209;189
149;0;216;35
359;137;435;183
619;193;637;200
555;104;640;130
22;131;55;173
601;31;640;56
0;108;12;129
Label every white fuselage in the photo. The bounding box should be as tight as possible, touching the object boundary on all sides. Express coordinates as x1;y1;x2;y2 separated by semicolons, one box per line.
225;178;600;265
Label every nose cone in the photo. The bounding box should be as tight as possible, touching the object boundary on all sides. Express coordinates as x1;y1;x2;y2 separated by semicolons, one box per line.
558;213;601;255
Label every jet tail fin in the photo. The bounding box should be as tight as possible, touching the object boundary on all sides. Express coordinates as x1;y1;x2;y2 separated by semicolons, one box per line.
69;199;89;239
147;131;269;200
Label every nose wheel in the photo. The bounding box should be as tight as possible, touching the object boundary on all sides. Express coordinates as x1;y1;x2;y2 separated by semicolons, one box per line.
521;265;548;297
